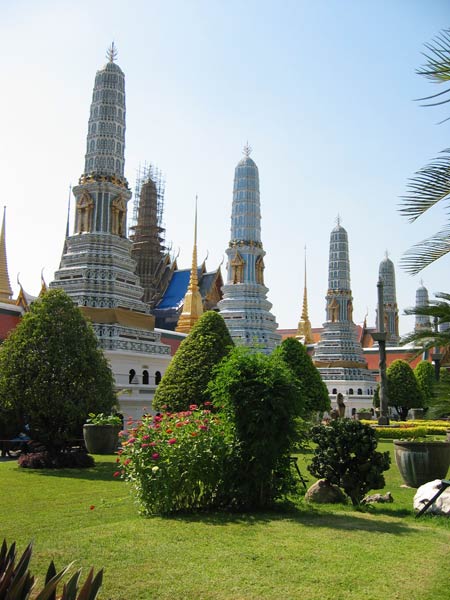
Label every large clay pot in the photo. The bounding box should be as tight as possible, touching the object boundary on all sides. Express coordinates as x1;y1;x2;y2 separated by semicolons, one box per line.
394;440;450;488
83;424;121;454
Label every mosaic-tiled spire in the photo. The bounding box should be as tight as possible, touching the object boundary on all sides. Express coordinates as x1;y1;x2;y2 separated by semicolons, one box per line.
377;253;399;346
415;281;431;331
0;207;13;302
314;220;375;389
218;145;280;352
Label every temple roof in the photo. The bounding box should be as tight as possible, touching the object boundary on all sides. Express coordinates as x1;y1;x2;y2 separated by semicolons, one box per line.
155;268;202;311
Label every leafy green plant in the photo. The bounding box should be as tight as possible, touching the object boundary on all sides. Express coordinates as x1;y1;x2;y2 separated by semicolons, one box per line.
308;420;391;506
153;311;234;412
0;290;117;455
117;407;234;514
374;426;428;440
386;359;424;420
209;347;302;509
85;413;122;426
274;337;330;418
0;538;102;599
414;361;435;407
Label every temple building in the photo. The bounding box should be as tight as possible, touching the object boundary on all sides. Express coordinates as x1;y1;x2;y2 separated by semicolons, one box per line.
415;281;432;331
313;219;376;411
129;166;174;309
0;208;23;342
50;45;171;421
376;253;400;346
218;145;280;352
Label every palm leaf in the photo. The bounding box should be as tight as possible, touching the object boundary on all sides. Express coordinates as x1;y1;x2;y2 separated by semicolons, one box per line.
399;149;450;222
416;28;450;84
400;226;450;274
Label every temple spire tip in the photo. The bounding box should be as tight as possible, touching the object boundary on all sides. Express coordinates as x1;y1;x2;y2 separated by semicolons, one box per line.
106;42;118;63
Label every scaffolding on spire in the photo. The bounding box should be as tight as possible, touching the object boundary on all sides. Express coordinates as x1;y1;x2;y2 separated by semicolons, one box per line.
130;164;172;307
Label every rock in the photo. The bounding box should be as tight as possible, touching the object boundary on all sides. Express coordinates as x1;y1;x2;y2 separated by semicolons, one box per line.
305;479;347;504
361;492;394;504
413;479;450;516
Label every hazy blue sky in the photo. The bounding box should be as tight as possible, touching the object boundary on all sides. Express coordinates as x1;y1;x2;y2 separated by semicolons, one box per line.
1;0;449;334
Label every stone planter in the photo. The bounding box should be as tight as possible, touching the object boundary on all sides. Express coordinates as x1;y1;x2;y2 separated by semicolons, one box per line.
83;424;121;454
446;430;450;443
394;440;450;488
410;408;424;420
356;412;372;421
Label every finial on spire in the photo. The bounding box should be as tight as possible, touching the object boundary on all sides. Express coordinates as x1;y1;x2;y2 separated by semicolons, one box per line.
385;249;389;259
336;214;341;226
243;142;252;157
107;42;118;63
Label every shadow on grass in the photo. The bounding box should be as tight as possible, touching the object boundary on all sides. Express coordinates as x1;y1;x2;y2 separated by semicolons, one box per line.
18;460;120;482
164;503;416;535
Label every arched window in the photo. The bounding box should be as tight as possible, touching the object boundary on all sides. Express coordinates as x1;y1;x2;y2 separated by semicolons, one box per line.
155;371;162;385
129;369;136;384
357;388;363;395
332;388;337;395
348;388;354;395
142;370;149;385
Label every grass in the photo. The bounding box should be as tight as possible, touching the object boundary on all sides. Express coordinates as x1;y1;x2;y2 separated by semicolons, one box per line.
1;441;450;599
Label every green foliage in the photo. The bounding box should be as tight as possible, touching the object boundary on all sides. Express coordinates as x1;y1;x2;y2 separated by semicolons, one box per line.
86;413;122;426
118;407;234;514
0;538;103;599
308;420;391;506
209;347;301;509
274;337;330;417
0;289;116;453
153;311;233;412
429;367;450;418
374;426;428;440
386;359;424;420
414;361;435;407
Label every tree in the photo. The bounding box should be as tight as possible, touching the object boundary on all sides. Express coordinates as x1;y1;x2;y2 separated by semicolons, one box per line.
308;420;390;506
0;289;116;452
400;29;450;274
209;347;301;509
386;359;424;420
414;360;435;407
430;367;450;418
153;311;233;412
274;337;330;418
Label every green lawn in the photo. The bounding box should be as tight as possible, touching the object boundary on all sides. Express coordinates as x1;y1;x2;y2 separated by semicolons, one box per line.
1;441;449;600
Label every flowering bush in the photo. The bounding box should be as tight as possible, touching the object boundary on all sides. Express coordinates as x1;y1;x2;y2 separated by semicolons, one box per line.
116;406;234;514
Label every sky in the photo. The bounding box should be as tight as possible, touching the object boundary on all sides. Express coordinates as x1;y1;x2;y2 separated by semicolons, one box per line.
1;0;449;335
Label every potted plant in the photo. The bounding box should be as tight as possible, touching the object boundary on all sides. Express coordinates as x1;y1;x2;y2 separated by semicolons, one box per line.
356;408;372;421
83;413;122;455
394;437;450;488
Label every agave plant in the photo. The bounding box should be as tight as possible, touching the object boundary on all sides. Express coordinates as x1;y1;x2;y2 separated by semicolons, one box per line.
400;29;450;275
0;539;103;600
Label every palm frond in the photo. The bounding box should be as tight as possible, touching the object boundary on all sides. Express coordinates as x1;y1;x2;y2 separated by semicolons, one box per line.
400;226;450;274
399;149;450;222
417;29;450;83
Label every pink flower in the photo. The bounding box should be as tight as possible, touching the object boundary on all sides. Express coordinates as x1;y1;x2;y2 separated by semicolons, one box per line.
128;437;136;444
150;441;157;447
113;471;120;478
168;438;177;445
199;425;208;431
142;435;150;440
124;458;131;466
152;453;160;460
189;404;198;411
175;422;184;428
117;449;123;455
204;401;212;406
118;430;126;437
203;410;211;415
141;443;149;448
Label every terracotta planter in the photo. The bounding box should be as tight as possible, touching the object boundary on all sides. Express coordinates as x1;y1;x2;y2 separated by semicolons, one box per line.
394;440;450;488
83;424;121;454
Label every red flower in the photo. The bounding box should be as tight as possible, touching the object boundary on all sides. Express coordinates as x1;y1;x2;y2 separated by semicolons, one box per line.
168;438;177;445
204;401;212;406
175;422;184;428
190;432;198;437
90;505;95;510
141;443;149;448
199;425;208;431
128;437;136;444
113;471;120;478
166;429;173;434
124;458;131;466
189;404;198;411
152;453;160;460
142;434;150;440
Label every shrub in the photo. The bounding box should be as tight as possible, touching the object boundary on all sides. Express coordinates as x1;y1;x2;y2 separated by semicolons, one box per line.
374;426;428;440
0;538;102;599
274;338;330;418
153;311;234;412
0;289;117;454
308;420;391;506
18;450;95;469
386;359;424;420
209;347;301;509
118;407;234;514
414;361;435;407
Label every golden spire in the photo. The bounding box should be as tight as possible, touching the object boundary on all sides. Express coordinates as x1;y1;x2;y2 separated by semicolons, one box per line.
176;197;204;333
296;246;313;344
0;207;13;303
39;268;47;297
